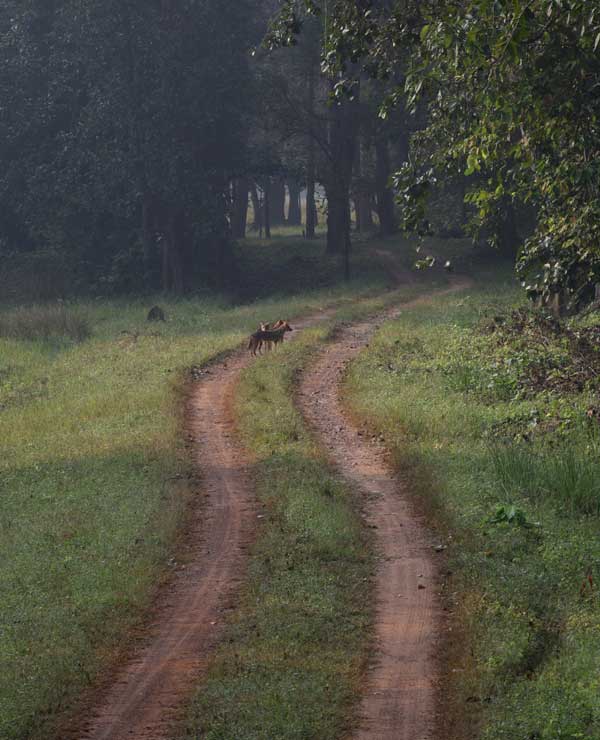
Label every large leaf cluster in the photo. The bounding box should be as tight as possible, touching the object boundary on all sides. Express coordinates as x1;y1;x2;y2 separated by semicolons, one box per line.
273;0;600;306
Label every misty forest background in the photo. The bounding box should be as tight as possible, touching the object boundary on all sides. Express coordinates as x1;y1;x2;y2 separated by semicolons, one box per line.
4;0;598;307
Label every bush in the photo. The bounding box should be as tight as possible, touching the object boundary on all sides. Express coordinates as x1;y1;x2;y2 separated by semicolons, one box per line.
0;304;91;343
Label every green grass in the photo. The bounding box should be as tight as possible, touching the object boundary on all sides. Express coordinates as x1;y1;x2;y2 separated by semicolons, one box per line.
0;240;399;740
0;304;91;342
343;268;600;740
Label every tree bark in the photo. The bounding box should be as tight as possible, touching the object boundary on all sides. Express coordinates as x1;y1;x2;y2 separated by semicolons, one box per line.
250;182;262;233
287;180;302;226
497;197;520;258
305;51;317;239
325;91;357;261
375;137;397;237
161;207;187;294
269;177;286;225
263;180;271;239
231;177;249;239
122;2;155;285
354;138;374;232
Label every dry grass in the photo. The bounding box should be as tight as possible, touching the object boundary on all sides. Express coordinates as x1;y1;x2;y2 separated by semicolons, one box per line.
0;304;91;342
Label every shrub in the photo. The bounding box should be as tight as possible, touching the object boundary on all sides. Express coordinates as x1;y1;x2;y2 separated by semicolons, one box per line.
0;304;91;343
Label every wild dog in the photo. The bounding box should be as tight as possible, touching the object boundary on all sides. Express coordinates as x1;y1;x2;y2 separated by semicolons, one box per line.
247;321;293;356
268;320;292;349
247;322;271;355
256;319;285;354
263;319;284;352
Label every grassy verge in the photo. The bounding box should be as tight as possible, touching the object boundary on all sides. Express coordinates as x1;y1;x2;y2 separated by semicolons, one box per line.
0;243;394;740
343;267;600;739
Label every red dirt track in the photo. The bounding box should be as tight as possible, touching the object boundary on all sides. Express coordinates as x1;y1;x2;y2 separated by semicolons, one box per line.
79;352;254;739
297;284;468;740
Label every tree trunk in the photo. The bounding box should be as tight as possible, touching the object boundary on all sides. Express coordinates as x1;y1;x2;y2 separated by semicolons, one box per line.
269;177;286;225
375;137;397;237
161;208;187;294
263;181;271;239
497;197;520;258
122;2;154;286
250;182;262;233
305;51;317;239
354;138;374;233
325;90;357;260
231;177;249;239
287;180;302;226
141;192;157;284
326;185;351;260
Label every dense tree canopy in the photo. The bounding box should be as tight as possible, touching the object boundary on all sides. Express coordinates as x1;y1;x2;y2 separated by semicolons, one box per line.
1;0;410;297
271;0;600;308
1;0;254;294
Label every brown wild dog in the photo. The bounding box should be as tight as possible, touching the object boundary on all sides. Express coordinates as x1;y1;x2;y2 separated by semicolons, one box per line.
247;322;271;355
247;321;293;356
262;319;284;352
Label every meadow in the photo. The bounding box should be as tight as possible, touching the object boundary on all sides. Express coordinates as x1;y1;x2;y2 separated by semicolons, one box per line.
344;265;600;739
0;236;395;740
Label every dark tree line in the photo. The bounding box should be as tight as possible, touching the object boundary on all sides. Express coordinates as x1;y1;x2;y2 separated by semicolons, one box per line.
1;0;255;294
0;1;411;297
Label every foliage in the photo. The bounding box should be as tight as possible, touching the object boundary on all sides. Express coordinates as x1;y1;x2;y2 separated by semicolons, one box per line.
0;0;255;293
271;0;600;305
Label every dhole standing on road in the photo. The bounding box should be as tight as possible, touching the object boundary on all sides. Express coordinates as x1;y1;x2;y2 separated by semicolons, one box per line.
248;320;293;355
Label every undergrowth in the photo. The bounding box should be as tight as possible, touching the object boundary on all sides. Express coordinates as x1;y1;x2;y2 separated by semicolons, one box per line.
344;270;600;740
0;304;91;342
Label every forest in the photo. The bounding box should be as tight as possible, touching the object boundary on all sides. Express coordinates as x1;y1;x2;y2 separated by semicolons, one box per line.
2;2;600;740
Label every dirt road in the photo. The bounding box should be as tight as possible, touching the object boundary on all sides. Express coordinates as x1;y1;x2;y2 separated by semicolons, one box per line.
297;285;467;740
79;351;255;739
77;309;336;740
77;274;466;740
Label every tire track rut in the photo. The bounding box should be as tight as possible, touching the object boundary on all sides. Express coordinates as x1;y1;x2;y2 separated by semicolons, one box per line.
296;284;468;740
79;352;254;739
